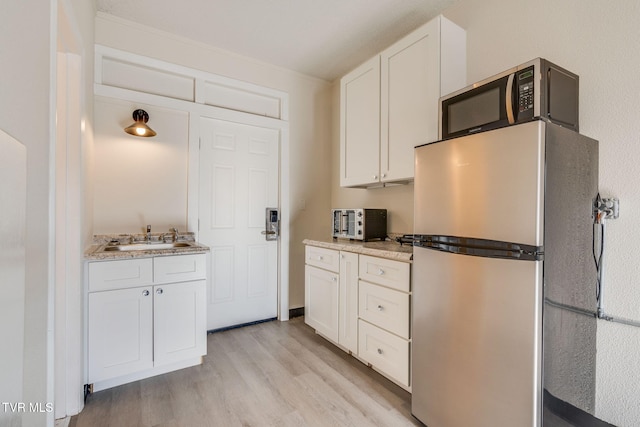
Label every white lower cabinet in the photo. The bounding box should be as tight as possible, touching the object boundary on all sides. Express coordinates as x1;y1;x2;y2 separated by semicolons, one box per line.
87;254;207;391
153;280;207;366
304;247;359;354
357;255;411;388
88;286;154;382
305;264;339;342
358;319;410;387
304;245;411;389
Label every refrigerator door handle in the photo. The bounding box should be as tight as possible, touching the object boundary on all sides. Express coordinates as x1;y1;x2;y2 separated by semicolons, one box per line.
413;234;543;261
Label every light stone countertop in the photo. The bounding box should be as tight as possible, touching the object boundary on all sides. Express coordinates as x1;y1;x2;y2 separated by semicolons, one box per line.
303;237;413;262
85;232;209;261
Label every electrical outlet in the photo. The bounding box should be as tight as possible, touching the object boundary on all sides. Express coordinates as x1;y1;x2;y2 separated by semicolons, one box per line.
599;198;620;219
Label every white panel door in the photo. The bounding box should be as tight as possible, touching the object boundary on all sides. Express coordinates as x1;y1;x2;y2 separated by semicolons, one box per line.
199;117;279;330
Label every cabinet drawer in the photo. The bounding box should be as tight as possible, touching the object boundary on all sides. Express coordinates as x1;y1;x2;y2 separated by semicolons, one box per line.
88;258;153;292
305;246;340;273
359;281;409;339
359;255;410;292
153;254;207;284
358;319;410;387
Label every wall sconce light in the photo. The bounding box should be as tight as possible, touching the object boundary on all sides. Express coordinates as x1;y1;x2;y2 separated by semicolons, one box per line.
124;109;157;137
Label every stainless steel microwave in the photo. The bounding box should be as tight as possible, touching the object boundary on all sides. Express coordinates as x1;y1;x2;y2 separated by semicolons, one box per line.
332;208;387;241
440;58;579;140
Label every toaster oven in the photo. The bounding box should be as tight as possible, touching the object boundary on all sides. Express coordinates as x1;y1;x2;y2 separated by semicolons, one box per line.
332;208;387;241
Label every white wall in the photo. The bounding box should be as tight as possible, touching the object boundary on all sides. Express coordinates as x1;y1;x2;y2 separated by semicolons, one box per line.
0;2;54;425
94;13;332;310
1;0;94;424
0;0;95;426
441;1;639;426
0;131;27;427
93;98;189;234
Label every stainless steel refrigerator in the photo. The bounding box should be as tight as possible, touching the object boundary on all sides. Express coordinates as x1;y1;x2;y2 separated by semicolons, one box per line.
411;120;598;427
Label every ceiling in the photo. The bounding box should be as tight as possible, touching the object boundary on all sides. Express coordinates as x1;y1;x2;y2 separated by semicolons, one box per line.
96;0;458;82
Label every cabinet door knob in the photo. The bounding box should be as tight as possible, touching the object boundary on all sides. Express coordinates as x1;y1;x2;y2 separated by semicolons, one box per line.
377;348;383;355
331;276;337;282
382;173;386;178
318;255;323;260
156;288;163;295
373;175;378;180
142;290;150;297
377;305;384;311
377;268;385;276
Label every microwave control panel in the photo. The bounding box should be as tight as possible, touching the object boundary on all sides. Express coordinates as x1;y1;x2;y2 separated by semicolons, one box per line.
517;67;535;116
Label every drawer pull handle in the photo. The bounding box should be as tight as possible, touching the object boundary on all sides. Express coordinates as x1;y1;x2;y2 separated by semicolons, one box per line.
377;305;384;311
318;256;324;261
377;348;383;355
331;276;337;282
156;288;163;295
377;268;385;276
142;290;150;297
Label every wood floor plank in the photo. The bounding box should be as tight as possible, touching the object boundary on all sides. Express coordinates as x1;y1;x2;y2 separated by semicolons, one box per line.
71;317;419;427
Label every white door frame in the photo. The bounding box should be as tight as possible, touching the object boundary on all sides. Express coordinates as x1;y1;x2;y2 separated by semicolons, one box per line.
55;0;85;418
93;83;290;323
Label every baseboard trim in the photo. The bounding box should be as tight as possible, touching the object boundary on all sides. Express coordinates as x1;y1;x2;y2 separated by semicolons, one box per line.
207;317;277;334
207;310;304;335
289;307;304;318
544;390;615;427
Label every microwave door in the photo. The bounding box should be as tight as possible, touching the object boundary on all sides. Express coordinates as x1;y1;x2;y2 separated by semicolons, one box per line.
441;73;514;140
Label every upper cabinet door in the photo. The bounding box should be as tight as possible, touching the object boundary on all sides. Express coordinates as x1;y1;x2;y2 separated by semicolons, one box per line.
380;18;440;183
340;56;381;188
339;15;466;188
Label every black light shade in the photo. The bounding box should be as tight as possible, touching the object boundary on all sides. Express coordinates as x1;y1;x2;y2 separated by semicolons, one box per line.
124;109;157;137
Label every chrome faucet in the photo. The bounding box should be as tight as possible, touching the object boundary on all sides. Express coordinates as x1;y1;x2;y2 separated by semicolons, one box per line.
146;224;151;243
170;227;179;242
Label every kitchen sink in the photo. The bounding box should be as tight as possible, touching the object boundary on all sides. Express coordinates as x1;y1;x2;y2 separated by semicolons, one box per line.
102;242;193;252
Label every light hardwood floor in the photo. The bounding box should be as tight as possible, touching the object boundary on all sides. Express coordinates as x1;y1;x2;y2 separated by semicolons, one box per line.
70;317;422;427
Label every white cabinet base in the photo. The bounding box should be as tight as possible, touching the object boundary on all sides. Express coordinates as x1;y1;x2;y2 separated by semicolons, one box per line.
91;356;203;392
86;254;208;391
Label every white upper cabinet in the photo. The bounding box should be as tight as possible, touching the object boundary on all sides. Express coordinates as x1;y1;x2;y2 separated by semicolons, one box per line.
340;15;466;188
340;56;381;187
